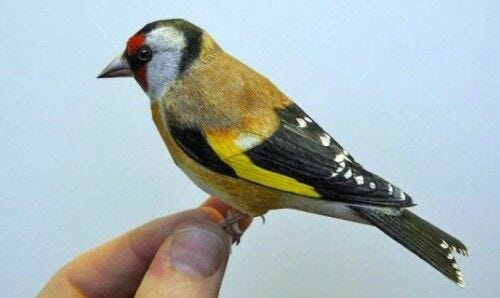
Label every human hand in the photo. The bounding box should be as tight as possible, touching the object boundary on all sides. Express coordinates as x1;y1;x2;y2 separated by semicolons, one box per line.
39;198;252;298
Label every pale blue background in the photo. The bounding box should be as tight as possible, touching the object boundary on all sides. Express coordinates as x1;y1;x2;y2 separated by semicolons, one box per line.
1;1;499;297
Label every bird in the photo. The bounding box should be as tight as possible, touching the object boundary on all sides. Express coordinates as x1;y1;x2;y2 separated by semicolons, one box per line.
98;19;468;287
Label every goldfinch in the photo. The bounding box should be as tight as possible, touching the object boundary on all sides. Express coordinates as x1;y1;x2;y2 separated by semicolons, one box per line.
98;19;468;287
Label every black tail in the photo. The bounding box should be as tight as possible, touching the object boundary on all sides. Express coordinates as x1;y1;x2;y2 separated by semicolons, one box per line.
351;206;468;287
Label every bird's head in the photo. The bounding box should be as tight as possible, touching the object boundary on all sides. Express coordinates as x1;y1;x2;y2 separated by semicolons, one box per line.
98;19;206;100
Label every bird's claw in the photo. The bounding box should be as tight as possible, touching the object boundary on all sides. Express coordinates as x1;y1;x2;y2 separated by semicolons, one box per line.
219;209;247;245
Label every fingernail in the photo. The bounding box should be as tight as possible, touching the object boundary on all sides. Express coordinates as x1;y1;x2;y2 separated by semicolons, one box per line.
170;225;229;278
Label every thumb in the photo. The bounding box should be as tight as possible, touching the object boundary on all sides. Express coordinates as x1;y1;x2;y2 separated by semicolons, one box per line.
135;220;231;298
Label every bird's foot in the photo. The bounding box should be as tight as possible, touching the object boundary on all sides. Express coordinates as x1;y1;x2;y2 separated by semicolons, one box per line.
219;209;249;245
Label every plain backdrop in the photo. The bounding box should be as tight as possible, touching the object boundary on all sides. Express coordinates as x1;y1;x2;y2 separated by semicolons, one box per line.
1;1;499;297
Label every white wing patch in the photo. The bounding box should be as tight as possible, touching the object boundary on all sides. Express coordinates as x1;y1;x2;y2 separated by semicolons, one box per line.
235;133;262;150
354;175;364;185
387;184;394;195
282;103;412;204
296;117;308;128
319;133;331;147
343;168;353;179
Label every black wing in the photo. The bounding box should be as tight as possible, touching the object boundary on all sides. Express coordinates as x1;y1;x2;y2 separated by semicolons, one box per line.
169;102;413;208
243;103;414;207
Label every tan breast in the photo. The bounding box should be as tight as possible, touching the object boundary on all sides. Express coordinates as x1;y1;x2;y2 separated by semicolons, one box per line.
161;34;292;136
150;101;291;216
148;34;318;216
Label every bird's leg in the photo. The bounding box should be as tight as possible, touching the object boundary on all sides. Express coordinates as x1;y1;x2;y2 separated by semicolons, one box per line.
219;209;249;245
260;215;266;224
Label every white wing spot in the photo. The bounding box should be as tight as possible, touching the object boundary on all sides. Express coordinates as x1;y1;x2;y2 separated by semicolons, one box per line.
235;133;261;150
440;240;449;249
304;116;313;123
336;162;345;173
354;176;364;185
296;118;307;128
330;172;339;178
387;184;394;195
452;262;459;270
334;154;346;163
344;169;353;179
447;253;454;260
400;192;406;200
319;134;331;146
369;182;376;190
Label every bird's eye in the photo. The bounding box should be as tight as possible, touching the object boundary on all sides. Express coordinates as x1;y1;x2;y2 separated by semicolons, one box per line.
137;47;152;62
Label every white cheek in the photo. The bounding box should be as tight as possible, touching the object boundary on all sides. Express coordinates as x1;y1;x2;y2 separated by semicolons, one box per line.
146;51;183;100
146;27;186;100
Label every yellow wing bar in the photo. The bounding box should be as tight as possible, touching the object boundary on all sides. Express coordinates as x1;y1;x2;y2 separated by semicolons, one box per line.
206;130;321;198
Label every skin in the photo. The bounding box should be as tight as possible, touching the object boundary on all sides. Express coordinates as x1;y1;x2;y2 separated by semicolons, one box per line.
38;198;251;298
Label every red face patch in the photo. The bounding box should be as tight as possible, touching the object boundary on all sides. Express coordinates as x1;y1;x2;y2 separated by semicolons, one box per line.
135;66;148;92
126;34;146;56
126;34;148;91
